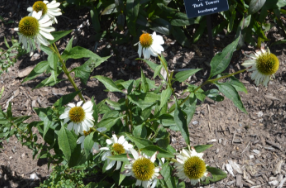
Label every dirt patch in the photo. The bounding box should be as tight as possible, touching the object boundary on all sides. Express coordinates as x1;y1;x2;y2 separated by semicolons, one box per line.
1;0;286;187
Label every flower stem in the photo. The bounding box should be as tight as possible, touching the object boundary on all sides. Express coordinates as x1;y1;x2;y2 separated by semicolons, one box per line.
50;43;85;102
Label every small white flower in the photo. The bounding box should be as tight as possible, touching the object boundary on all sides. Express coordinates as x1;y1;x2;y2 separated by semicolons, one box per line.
135;32;164;59
242;48;279;87
27;0;62;24
59;101;94;135
76;128;99;154
100;134;133;170
122;148;162;188
174;147;208;185
14;11;54;52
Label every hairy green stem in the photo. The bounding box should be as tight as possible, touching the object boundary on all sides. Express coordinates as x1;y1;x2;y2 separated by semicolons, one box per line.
50;43;85;102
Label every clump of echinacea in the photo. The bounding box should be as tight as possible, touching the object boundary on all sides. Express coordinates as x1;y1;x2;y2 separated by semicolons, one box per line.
242;48;279;87
174;146;209;185
27;1;62;23
59;101;94;135
14;11;55;52
100;134;133;170
135;31;164;59
122;148;162;188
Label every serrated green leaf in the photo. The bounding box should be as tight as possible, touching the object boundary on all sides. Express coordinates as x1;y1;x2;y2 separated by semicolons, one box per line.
171;26;190;48
194;145;212;153
141;68;149;93
161;162;176;188
53;91;80;108
93;75;123;93
65;36;74;52
133;124;147;138
160;86;172;109
101;3;118;15
58;126;77;162
84;132;94;158
215;82;247;113
201;166;227;185
96;116;122;131
227;76;248;93
107;154;128;162
128;92;160;110
50;30;72;43
174;102;190;145
124;133;152;149
249;0;266;14
72;56;110;85
210;36;240;78
22;61;49;83
175;69;201;82
62;46;101;60
48;52;58;70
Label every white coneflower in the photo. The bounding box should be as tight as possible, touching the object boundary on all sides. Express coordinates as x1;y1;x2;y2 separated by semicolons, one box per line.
122;148;162;188
27;1;62;23
242;48;279;87
14;11;54;52
100;134;133;170
135;32;164;59
174;147;209;185
59;101;94;135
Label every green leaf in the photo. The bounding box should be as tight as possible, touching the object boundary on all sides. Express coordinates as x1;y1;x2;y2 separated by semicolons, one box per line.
133;124;147;138
58;126;77;162
0;86;4;99
175;69;201;82
90;8;100;33
84;132;94;158
124;133;152;149
93;75;123;93
126;0;140;36
141;68;149;93
201;166;227;185
107;154;128;162
50;30;72;43
101;3;118;15
161;162;176;188
62;46;100;60
154;65;163;79
72;56;110;85
141;145;174;158
35;70;62;89
182;96;197;125
174;102;190;145
22;61;49;83
160;86;172;109
227;76;248;93
96;116;122;131
249;0;266;14
210;36;240;78
205;89;224;101
106;99;126;111
48;52;58;70
170;26;191;48
194;145;212;153
53;91;80;107
4;36;10;48
128;92;160;110
65;36;74;52
215;82;247;113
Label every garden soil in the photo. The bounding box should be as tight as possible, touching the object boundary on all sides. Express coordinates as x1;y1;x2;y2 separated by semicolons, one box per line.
1;0;286;187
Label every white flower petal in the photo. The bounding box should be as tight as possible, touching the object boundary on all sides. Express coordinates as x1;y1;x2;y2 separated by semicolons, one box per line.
106;160;116;170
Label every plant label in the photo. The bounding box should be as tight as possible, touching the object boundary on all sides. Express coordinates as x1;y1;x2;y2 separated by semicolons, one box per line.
184;0;229;18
